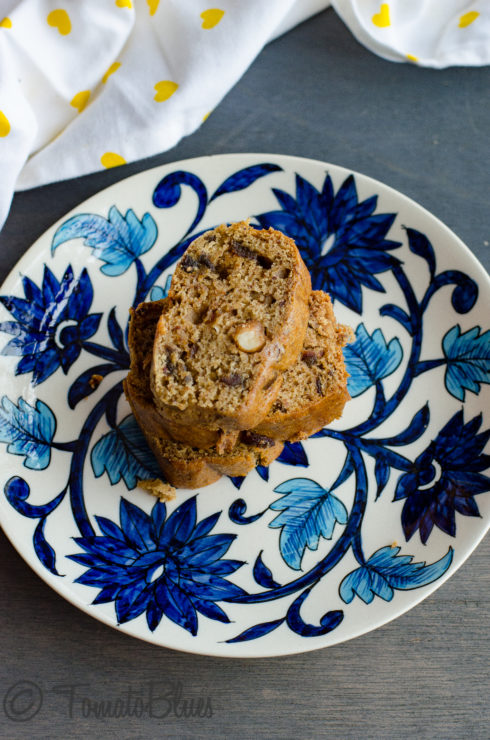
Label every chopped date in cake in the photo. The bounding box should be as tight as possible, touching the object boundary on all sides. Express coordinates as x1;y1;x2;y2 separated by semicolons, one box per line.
180;253;216;272
230;239;272;269
241;431;275;448
316;377;324;395
272;399;288;413
163;346;177;376
302;348;325;366
220;372;244;387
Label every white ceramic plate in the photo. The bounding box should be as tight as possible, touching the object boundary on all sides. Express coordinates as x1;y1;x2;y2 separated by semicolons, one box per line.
0;154;489;657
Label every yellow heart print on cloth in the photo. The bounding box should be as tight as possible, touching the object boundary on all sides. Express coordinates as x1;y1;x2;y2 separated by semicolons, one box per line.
154;81;179;102
200;9;225;29
0;111;10;137
47;9;71;35
372;3;390;27
333;0;489;68
101;152;127;168
459;11;479;27
0;0;489;238
147;0;159;15
70;91;91;113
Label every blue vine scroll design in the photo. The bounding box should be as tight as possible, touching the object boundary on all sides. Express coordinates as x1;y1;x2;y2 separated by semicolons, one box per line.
1;162;489;645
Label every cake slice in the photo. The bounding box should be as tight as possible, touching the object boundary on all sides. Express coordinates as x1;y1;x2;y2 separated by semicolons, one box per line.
127;291;352;452
123;300;283;489
124;299;236;449
127;377;283;488
150;221;311;433
253;291;353;442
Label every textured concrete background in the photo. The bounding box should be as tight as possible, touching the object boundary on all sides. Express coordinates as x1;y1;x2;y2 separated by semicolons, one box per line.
0;9;489;739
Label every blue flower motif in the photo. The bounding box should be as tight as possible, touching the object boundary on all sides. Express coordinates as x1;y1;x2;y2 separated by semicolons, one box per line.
344;323;403;397
256;174;401;313
339;545;453;604
394;410;490;544
0;265;101;385
68;497;247;634
52;207;158;277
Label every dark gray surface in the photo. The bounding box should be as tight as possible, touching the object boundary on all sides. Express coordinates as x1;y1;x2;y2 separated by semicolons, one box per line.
0;9;489;740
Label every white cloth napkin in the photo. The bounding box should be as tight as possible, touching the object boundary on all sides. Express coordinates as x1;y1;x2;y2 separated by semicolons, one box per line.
0;0;488;232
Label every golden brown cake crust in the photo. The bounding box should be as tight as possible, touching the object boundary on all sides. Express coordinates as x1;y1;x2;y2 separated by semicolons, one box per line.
150;221;311;432
143;435;283;489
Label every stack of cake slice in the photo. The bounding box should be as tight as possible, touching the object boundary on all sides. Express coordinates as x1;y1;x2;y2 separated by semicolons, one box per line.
124;221;352;489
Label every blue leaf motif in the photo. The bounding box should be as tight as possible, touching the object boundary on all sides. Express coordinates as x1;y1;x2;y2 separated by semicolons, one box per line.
277;441;308;467
344;323;403;397
153;171;206;209
107;307;126;352
52;207;157;276
253;551;281;589
448;272;478;314
150;274;172;301
442;325;490;401
34;518;62;576
269;478;348;570
339;545;454;604
91;414;161;489
0;396;56;470
256;465;269;482
228;475;245;490
379;303;413;334
226;618;284;643
210;163;282;201
383;404;430;446
149;286;165;301
405;227;436;278
374;458;390;499
68;363;118;409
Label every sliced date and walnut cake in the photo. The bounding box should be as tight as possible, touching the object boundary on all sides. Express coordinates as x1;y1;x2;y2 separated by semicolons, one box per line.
124;221;352;489
124;298;284;489
150;221;311;433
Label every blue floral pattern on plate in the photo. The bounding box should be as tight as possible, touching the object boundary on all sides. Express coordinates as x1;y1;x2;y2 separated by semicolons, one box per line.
0;154;489;657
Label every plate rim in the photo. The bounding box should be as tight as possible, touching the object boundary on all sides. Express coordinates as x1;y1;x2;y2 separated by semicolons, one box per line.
0;151;489;658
